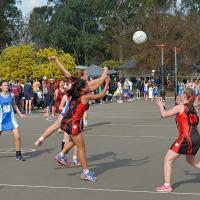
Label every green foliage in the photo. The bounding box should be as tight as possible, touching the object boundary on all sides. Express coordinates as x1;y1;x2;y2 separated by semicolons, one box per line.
0;44;35;80
0;44;76;80
0;0;21;49
102;59;121;69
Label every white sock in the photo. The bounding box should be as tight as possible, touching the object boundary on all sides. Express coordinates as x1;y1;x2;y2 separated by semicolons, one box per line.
83;169;89;174
164;183;171;186
59;152;64;157
39;136;44;142
73;155;78;161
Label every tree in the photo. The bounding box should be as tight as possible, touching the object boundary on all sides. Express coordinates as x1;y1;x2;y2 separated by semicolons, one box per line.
0;45;76;80
47;0;106;65
29;6;53;48
0;44;35;80
0;0;21;49
35;47;76;79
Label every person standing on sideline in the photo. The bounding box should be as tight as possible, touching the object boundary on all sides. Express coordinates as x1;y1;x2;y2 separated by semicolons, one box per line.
42;76;48;110
24;79;33;115
10;79;21;112
0;80;26;161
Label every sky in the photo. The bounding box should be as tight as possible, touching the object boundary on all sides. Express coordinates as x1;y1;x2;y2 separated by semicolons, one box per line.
17;0;48;16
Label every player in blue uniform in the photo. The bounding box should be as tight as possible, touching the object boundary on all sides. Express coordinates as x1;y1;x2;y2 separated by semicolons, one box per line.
0;80;26;161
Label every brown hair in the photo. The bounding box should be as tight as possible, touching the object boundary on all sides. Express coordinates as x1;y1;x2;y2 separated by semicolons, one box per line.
73;69;85;78
183;88;196;110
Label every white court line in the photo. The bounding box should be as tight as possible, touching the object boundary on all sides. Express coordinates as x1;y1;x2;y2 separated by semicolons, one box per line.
107;123;175;127
85;134;176;139
91;116;160;119
0;183;200;196
2;132;176;139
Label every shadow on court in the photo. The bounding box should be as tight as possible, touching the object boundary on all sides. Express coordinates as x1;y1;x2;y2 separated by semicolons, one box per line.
23;148;54;159
0;148;54;160
173;170;200;189
64;151;150;176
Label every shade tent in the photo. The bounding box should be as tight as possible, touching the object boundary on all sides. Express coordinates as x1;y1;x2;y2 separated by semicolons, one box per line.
76;65;87;70
117;59;138;70
86;64;117;78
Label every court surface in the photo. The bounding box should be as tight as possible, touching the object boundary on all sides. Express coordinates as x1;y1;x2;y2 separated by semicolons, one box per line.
0;99;200;200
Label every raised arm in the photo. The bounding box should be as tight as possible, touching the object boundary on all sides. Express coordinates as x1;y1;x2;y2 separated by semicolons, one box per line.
156;97;184;118
82;77;110;104
49;56;72;78
88;67;108;91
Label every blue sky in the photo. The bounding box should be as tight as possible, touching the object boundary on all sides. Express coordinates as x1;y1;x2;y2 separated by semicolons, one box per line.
17;0;48;16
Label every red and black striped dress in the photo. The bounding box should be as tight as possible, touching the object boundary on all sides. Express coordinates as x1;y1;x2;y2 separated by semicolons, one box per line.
61;98;89;135
171;104;200;155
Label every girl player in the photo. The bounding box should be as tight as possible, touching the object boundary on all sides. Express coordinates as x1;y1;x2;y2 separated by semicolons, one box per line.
55;77;110;181
156;88;200;192
0;80;26;161
34;57;108;145
54;80;67;114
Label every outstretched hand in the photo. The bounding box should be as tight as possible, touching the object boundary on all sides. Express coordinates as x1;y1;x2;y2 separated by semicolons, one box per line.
156;97;165;108
20;114;26;119
176;96;183;105
48;56;57;61
105;76;111;84
102;66;108;76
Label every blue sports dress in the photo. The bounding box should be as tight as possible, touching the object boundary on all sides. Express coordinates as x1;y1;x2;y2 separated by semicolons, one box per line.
0;93;18;131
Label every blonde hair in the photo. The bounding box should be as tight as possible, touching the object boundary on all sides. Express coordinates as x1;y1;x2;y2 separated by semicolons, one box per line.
183;88;196;110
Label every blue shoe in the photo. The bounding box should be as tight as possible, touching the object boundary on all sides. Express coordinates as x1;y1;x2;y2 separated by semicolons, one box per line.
54;154;71;166
81;171;96;181
16;155;26;161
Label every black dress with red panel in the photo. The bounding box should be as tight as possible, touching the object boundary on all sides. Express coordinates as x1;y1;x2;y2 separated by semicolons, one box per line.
171;104;200;155
61;98;89;135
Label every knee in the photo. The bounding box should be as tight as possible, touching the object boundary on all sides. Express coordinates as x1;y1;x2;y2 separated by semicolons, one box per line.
164;156;174;164
77;145;85;152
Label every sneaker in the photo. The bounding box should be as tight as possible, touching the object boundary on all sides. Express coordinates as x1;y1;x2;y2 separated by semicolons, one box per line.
83;120;88;128
34;139;43;146
156;184;173;192
16;155;26;161
73;158;81;166
54;154;71;166
80;171;97;181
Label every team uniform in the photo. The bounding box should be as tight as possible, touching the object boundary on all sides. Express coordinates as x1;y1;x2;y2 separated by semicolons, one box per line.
61;98;89;135
170;104;200;155
0;93;18;131
55;89;66;113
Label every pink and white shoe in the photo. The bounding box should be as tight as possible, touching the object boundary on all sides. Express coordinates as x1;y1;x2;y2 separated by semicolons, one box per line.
34;139;43;146
156;184;173;192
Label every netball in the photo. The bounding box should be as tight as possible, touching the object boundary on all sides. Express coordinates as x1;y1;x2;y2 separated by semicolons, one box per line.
132;31;147;44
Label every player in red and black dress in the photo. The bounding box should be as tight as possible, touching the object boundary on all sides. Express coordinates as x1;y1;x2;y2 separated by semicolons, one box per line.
54;77;110;181
156;88;200;192
54;80;66;114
